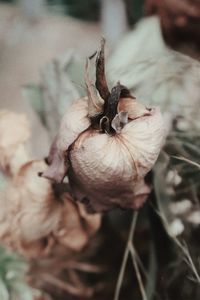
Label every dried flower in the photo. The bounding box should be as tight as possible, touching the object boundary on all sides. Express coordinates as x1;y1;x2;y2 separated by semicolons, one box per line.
0;111;101;257
42;40;165;213
0;159;101;257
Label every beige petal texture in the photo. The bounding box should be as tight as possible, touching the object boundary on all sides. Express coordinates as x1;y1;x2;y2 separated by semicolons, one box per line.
68;105;164;212
118;97;151;120
119;107;165;177
43;41;165;213
0;159;101;257
54;196;101;251
0;110;30;175
42;98;90;182
111;111;128;133
1;160;61;257
14;161;61;242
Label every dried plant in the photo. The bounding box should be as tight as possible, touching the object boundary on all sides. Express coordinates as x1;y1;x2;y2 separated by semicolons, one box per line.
0;109;101;299
1;23;200;299
42;39;165;213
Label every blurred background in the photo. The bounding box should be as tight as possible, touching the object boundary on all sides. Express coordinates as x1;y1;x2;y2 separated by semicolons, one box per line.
0;0;200;299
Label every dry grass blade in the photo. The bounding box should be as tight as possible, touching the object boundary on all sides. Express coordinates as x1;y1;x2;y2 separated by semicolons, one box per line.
172;155;200;170
113;212;138;300
128;242;148;300
155;205;200;283
177;240;200;283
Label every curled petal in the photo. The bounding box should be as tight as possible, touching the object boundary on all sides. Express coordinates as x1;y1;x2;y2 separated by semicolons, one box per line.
118;97;151;120
0;110;30;174
68;107;165;212
111;111;128;133
41;98;91;182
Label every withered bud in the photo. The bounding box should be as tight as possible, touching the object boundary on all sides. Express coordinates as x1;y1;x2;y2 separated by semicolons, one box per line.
42;40;165;213
0;160;101;257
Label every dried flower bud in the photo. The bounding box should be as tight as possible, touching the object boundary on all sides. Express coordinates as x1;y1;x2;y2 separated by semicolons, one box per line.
42;40;165;212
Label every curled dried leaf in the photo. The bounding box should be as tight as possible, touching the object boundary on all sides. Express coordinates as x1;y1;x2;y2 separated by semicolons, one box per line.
85;58;104;118
95;38;110;101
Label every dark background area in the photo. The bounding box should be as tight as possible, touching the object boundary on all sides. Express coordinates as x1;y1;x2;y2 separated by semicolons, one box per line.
0;0;144;22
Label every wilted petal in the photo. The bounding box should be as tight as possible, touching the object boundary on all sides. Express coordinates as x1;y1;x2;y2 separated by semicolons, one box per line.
68;107;164;212
41;98;91;182
0;110;30;174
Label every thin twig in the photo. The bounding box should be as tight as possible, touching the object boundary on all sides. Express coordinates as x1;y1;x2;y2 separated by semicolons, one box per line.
172;155;200;170
155;206;200;283
134;247;149;279
177;240;200;283
129;242;148;300
114;212;138;300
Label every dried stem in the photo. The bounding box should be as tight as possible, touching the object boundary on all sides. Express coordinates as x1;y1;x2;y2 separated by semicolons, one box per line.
114;212;138;300
172;155;200;170
128;242;148;300
176;240;200;283
155;206;200;283
95;38;110;101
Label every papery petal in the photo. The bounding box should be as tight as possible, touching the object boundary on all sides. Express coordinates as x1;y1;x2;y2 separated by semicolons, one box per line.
120;107;165;177
118;97;151;120
54;195;101;251
68;106;164;212
41;98;91;182
0;159;101;257
111;111;128;133
0;110;30;174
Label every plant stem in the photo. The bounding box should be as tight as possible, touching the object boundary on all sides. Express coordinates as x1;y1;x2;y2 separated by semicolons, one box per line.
129;242;148;300
113;212;138;300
